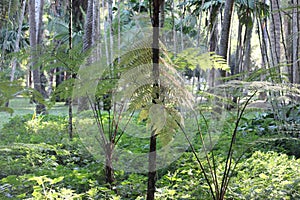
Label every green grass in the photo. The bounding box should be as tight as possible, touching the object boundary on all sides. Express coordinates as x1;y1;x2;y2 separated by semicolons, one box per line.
0;97;70;130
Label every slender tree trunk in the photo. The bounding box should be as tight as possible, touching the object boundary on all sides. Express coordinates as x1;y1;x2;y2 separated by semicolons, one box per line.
172;0;177;55
29;0;46;114
242;22;254;78
207;5;220;88
55;67;65;101
68;0;73;140
179;0;184;51
159;0;165;28
284;10;292;82
291;0;299;83
147;1;160;199
234;22;243;76
108;0;113;63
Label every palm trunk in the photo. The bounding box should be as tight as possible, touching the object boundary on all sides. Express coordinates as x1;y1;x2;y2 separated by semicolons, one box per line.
243;23;253;77
207;5;220;88
29;0;46;114
78;0;94;112
270;0;282;76
234;22;243;76
217;0;234;81
292;0;299;83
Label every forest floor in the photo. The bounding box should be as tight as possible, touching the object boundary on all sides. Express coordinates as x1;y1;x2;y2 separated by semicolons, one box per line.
0;98;68;130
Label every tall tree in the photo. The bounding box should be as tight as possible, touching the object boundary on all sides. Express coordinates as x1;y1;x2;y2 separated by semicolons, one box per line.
291;0;299;83
269;0;281;73
77;0;100;112
217;0;234;81
147;0;160;199
28;0;46;114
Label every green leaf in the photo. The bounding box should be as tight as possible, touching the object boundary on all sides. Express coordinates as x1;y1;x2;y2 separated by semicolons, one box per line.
175;49;230;71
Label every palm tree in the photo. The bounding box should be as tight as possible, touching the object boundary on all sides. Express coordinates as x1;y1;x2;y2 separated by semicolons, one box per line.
28;0;47;114
217;0;234;81
291;0;299;83
77;0;100;112
269;0;282;73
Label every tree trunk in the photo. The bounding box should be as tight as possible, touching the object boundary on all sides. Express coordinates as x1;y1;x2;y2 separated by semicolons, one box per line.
77;0;94;112
68;0;73;140
159;0;165;28
147;0;160;199
105;143;115;184
217;0;234;81
234;22;243;76
269;0;281;74
242;22;254;77
29;0;46;114
207;5;220;88
284;9;292;82
55;67;65;101
291;0;299;83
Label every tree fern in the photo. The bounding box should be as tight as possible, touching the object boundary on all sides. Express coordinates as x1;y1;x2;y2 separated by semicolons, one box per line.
114;37;195;148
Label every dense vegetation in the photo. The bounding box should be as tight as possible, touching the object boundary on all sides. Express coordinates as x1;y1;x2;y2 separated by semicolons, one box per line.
1;0;300;199
0;98;299;199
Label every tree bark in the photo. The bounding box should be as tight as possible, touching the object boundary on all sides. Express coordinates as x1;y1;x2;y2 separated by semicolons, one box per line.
243;24;253;76
105;143;115;184
208;5;220;88
291;0;299;83
68;0;73;140
29;0;46;114
77;0;94;112
217;0;234;81
159;0;165;28
269;0;282;72
147;0;160;199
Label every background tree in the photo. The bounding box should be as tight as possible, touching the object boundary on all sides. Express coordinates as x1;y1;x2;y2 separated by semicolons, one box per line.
28;0;46;114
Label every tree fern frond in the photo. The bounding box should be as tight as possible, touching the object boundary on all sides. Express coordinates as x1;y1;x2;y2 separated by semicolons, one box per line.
175;49;230;71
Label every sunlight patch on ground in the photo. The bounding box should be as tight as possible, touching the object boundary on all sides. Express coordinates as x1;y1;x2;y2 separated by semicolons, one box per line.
0;97;70;130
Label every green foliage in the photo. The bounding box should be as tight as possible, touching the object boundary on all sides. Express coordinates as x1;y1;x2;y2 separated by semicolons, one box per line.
228;151;300;199
0;27;29;54
175;49;230;71
1;114;68;144
0;76;23;114
28;176;83;199
116;173;147;198
1;108;300;199
0;0;20;23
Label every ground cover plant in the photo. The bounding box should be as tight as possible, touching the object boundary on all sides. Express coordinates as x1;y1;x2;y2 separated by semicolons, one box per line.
0;98;299;199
